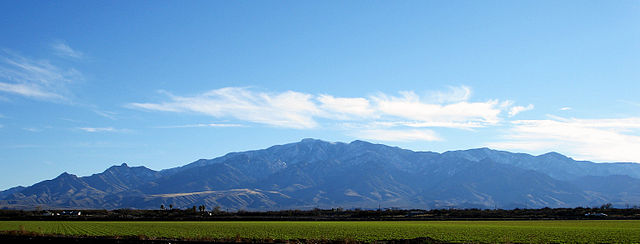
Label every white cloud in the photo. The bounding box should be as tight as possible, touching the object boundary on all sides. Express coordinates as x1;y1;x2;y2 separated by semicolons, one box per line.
317;95;375;119
52;41;83;59
93;110;117;120
78;127;127;133
371;91;503;127
127;101;180;112
0;50;82;101
508;104;534;117
488;117;640;163
428;85;472;103
0;82;63;100
129;86;530;141
129;87;321;129
353;129;441;142
370;121;487;129
560;107;572;111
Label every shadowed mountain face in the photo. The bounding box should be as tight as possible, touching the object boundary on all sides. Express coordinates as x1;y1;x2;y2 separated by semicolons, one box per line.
2;139;640;210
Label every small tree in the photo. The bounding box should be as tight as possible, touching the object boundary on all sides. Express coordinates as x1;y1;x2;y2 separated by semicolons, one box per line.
212;206;221;214
160;204;165;210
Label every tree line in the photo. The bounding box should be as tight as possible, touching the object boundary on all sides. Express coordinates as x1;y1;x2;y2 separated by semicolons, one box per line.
1;205;640;221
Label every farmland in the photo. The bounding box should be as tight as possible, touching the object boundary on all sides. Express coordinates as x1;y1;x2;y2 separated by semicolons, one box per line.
1;220;639;243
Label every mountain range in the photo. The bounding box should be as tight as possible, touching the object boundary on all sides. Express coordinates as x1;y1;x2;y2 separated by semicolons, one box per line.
2;139;640;210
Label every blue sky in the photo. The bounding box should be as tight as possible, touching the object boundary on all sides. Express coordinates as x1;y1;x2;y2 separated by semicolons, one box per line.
1;1;639;190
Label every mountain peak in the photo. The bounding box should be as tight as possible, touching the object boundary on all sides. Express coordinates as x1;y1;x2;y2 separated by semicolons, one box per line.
55;172;76;179
349;140;372;145
103;163;131;172
538;152;569;160
299;138;328;144
464;147;494;153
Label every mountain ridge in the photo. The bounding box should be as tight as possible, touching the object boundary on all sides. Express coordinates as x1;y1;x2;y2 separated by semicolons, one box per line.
2;139;640;210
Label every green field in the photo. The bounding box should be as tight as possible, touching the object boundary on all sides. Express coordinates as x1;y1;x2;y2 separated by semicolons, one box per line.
1;220;639;243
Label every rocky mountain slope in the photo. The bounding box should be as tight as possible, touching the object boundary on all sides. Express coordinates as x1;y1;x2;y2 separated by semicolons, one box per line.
2;139;640;210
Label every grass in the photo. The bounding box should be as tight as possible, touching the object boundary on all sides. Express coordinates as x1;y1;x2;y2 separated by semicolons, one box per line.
0;220;639;243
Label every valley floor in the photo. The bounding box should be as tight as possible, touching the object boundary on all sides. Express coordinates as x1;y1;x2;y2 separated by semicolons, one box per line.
1;220;639;243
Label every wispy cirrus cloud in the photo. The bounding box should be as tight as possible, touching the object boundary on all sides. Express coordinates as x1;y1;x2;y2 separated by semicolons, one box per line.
93;110;118;120
78;127;129;133
508;104;534;117
128;86;532;142
0;47;82;101
129;87;320;129
51;41;84;59
427;85;472;103
155;123;244;129
0;82;64;100
488;116;640;162
23;127;44;132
